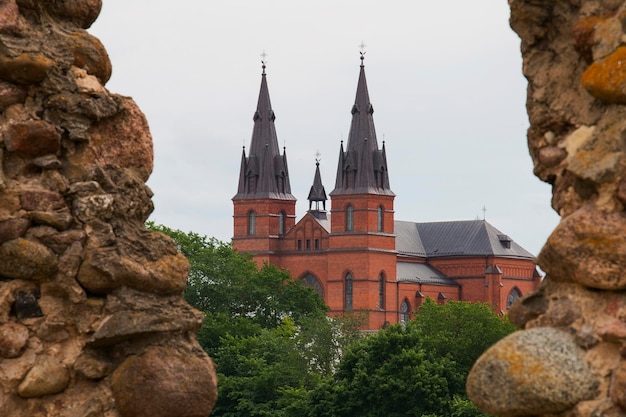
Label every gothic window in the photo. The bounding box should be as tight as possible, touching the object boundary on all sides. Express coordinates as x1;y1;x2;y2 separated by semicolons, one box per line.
247;172;257;193
377;205;384;232
377;167;385;188
378;272;385;309
297;239;302;251
303;273;324;298
507;287;522;309
306;239;311;250
278;211;285;235
278;172;285;193
400;298;410;323
314;239;320;250
248;211;256;236
346;166;355;189
346;205;354;232
345;273;353;311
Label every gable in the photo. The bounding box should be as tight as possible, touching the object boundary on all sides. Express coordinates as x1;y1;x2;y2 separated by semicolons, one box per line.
284;211;331;239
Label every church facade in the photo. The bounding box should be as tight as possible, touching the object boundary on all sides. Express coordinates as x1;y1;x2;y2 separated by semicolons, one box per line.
232;56;541;330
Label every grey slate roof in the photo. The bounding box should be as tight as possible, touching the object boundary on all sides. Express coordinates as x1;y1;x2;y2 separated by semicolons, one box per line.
395;220;535;259
397;262;459;286
309;211;330;233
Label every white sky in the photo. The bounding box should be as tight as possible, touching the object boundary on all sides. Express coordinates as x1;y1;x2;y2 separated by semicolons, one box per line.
90;1;560;257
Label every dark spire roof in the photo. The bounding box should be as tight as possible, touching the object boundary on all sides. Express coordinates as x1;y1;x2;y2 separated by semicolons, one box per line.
331;53;394;196
233;62;295;201
307;159;327;211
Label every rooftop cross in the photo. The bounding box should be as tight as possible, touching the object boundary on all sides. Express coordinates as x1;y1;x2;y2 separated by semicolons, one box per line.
359;41;366;65
260;50;267;74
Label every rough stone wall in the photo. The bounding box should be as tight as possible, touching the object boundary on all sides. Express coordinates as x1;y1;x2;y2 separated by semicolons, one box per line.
0;1;217;416
467;1;626;416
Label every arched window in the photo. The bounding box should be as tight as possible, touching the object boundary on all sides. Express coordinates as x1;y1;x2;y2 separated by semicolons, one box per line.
400;299;410;323
345;273;353;310
278;211;285;235
248;211;256;236
377;205;384;232
378;273;385;309
507;287;522;309
303;273;324;298
346;205;354;232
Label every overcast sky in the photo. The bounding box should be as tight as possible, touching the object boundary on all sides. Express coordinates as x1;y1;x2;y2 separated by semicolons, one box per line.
90;1;560;257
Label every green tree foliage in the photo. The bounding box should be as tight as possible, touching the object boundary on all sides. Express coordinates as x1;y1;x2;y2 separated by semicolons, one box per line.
307;300;514;417
307;322;462;417
146;223;361;416
413;298;517;377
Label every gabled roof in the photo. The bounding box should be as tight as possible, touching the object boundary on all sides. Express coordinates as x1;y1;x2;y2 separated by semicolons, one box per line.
309;211;331;233
395;220;535;259
397;262;459;286
233;64;295;201
285;211;331;238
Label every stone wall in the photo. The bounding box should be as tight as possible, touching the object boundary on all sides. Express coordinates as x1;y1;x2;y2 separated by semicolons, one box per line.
467;1;626;416
0;1;217;416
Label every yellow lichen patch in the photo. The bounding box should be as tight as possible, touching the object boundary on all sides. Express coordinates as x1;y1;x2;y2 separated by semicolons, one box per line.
69;31;112;84
582;47;626;103
0;53;54;85
497;345;548;385
573;16;605;62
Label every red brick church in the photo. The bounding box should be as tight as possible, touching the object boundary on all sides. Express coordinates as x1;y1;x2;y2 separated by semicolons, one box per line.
232;54;541;330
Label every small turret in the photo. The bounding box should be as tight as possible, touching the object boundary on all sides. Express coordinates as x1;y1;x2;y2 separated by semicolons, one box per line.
307;158;327;212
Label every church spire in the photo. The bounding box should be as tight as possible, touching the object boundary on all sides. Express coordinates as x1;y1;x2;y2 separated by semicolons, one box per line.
307;156;327;212
331;50;393;196
233;60;295;201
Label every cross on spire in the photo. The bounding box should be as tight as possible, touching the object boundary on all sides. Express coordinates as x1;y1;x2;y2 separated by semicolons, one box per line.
261;50;268;74
359;41;366;66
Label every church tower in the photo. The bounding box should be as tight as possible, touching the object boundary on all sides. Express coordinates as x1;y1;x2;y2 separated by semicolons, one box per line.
232;61;296;265
327;51;397;328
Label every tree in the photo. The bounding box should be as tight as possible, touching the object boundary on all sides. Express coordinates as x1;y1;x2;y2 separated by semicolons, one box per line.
307;323;461;417
307;299;514;417
146;223;361;416
413;298;517;377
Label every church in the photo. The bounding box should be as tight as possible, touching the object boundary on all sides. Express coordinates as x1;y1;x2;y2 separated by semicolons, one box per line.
232;54;541;330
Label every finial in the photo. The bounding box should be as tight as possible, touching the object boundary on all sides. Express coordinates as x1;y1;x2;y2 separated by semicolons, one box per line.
359;41;366;66
261;50;268;74
315;150;321;165
482;205;487;221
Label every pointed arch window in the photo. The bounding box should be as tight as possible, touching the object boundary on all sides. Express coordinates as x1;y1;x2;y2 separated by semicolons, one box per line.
377;205;384;232
303;273;324;298
346;205;354;232
248;211;256;236
345;273;353;311
507;287;522;310
378;272;385;309
400;298;410;323
278;211;285;235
